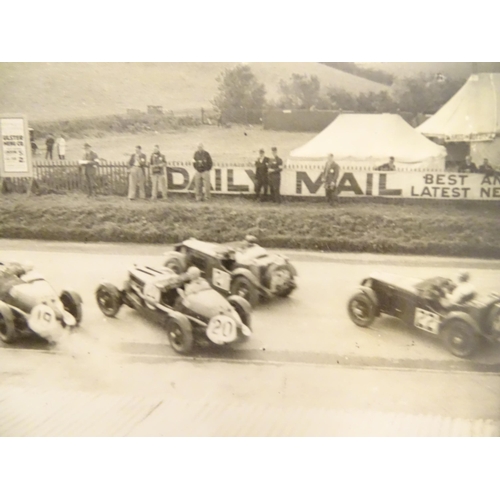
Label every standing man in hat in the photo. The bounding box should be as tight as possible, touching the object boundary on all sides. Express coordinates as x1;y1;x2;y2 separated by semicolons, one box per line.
268;146;283;203
322;153;340;205
80;143;100;197
254;148;269;202
128;145;147;200
193;143;213;202
45;134;55;160
150;145;167;200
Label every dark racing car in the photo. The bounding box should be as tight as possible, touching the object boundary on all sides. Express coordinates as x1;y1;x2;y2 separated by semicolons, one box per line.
163;236;297;307
347;271;500;358
95;264;252;354
0;261;82;344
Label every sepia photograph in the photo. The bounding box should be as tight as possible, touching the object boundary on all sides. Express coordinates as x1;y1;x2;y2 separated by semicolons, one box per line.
1;3;499;497
1;59;499;439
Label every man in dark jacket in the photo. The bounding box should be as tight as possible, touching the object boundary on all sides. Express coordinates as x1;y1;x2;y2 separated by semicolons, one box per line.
375;156;396;171
45;134;55;160
459;155;478;173
150;145;167;200
128;145;147;200
322;154;340;205
193;143;213;201
254;149;269;201
268;147;283;203
478;158;495;176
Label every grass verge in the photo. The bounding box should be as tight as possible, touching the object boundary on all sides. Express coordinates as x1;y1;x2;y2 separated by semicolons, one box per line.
1;194;499;258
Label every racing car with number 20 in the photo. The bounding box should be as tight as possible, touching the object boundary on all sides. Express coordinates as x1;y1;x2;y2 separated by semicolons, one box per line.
95;263;252;354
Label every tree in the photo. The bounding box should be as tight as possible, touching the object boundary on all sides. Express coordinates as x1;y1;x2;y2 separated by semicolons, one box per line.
211;65;266;124
278;74;322;109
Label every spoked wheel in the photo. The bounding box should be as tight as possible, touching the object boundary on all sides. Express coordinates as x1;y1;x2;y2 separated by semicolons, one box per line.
96;284;122;318
167;316;193;354
441;319;479;358
230;276;259;308
347;292;376;327
0;303;16;344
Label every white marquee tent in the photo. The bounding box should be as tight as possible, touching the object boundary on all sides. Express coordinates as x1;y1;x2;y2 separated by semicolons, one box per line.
288;113;446;170
417;73;500;164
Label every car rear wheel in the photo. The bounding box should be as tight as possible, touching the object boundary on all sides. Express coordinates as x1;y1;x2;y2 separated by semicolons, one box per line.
167;316;193;354
163;254;186;274
96;284;122;318
0;303;16;344
347;292;376;327
230;276;259;308
441;319;479;358
487;304;500;337
60;291;83;325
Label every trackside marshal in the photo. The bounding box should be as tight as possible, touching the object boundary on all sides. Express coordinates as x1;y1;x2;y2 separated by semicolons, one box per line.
0;114;33;178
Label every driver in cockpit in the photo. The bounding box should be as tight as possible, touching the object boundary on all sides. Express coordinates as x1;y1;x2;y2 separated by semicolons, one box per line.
439;271;476;309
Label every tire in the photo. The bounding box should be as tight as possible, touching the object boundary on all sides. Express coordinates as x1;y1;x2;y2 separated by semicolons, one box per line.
267;264;295;297
487;304;500;337
230;276;259;308
60;291;83;325
228;296;252;328
166;316;194;354
96;284;122;318
0;303;16;344
163;253;186;274
347;292;376;327
441;319;479;358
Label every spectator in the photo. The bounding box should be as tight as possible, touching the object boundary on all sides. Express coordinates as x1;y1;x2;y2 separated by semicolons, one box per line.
193;143;213;202
56;134;66;160
254;148;269;202
31;140;38;156
150;144;167;200
80;143;99;197
45;134;55;160
128;145;147;200
478;158;495;176
268;146;283;204
459;155;478;173
375;156;396;171
322;153;340;205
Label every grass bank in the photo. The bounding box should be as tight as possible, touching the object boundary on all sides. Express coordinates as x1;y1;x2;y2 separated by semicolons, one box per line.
1;194;499;258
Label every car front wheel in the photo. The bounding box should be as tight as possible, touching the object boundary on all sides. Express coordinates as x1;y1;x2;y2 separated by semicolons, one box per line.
0;303;16;344
96;284;122;318
167;316;194;354
60;291;83;325
347;292;376;327
441;319;479;358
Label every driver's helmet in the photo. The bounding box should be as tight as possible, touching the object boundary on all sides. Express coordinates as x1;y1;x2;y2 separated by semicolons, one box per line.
244;235;258;246
457;270;470;283
186;266;201;281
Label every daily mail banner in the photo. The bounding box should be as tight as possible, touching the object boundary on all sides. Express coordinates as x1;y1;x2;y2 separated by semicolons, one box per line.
166;164;500;201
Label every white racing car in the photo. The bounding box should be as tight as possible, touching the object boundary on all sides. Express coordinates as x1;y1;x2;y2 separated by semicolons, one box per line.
0;261;83;344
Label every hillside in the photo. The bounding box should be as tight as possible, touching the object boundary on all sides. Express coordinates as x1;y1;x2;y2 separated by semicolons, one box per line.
0;62;388;121
357;62;500;80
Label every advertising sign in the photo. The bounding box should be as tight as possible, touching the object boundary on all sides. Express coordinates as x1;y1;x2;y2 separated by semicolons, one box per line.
0;114;33;178
164;165;500;201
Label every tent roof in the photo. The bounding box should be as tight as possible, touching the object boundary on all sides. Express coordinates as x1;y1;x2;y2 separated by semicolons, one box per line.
417;73;500;142
289;113;446;163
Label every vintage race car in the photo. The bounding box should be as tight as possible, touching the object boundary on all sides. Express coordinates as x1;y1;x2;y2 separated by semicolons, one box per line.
0;261;83;344
163;236;297;307
95;264;252;354
347;271;500;358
